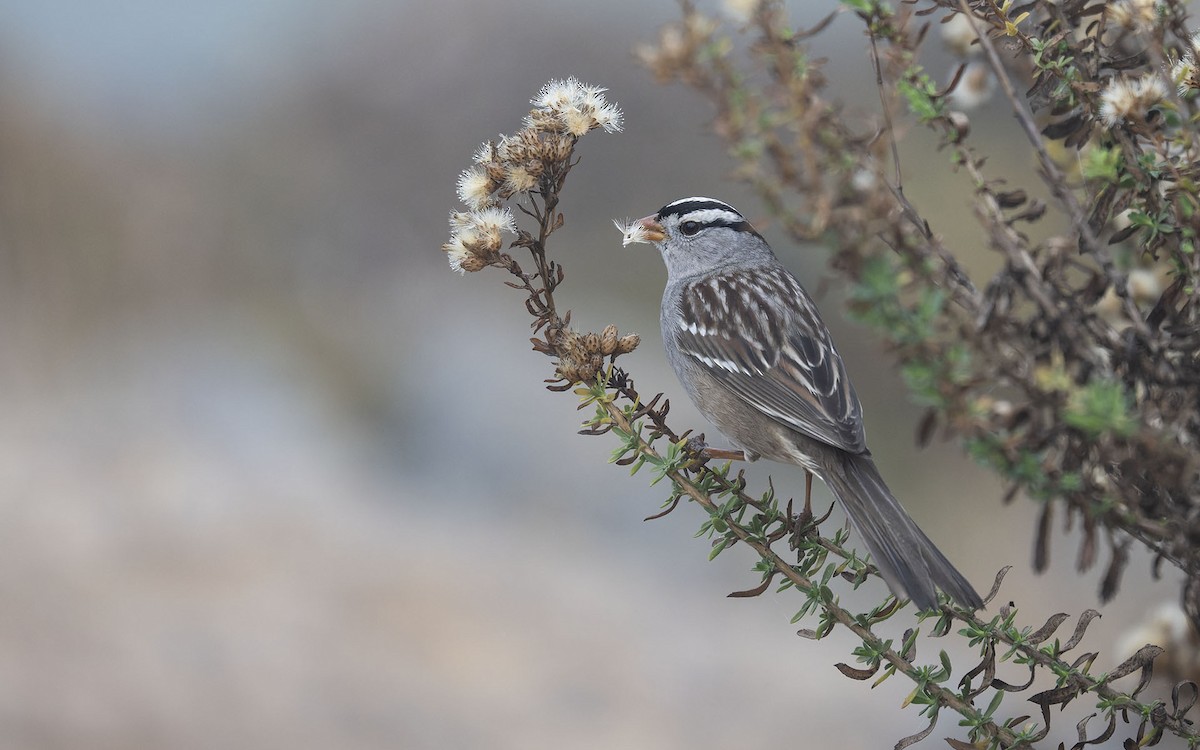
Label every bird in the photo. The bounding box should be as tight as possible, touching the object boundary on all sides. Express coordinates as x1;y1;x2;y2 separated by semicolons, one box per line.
621;196;983;611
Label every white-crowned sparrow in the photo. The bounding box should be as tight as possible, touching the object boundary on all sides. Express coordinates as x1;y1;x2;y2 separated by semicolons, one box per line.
623;197;983;611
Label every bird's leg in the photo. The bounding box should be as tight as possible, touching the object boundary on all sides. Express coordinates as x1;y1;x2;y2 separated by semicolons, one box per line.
699;446;747;461
684;434;747;463
804;470;813;514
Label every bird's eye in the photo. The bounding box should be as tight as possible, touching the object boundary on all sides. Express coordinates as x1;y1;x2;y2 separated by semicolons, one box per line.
679;221;702;236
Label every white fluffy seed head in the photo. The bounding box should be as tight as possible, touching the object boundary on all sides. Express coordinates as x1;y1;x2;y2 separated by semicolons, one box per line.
1100;79;1138;125
1108;0;1159;31
594;103;624;133
533;78;583;109
504;164;537;194
1099;72;1167;126
614;218;652;246
472;142;496;165
560;106;594;137
442;233;474;274
471;206;517;236
947;61;995;110
1138;73;1168;102
456;166;495;209
940;12;980;57
529;77;623;136
442;208;516;273
446;78;623;277
1171;56;1194;95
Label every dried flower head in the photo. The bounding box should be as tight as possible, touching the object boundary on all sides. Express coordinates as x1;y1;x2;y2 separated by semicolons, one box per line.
523;109;566;134
446;78;623;280
471;206;517;239
442;231;483;274
530;77;624;135
504;164;538;194
1094;267;1166;323
559;106;595;137
614;333;640;355
1170;44;1200;95
456;166;496;210
947;61;995;110
472;142;497;165
533;79;580;110
637;13;719;80
599;324;619;355
553;329;599;383
550;322;639;382
542;134;575;163
1108;0;1160;32
940;12;980;57
590;104;623;134
1098;72;1168;126
442;207;516;274
721;0;761;24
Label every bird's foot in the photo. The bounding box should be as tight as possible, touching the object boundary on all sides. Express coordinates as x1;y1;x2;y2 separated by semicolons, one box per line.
788;477;835;552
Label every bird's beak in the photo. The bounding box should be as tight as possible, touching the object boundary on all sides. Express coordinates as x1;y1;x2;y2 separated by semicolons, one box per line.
633;214;665;243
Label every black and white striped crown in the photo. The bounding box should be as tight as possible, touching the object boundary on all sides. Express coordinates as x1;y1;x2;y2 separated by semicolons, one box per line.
657;197;761;237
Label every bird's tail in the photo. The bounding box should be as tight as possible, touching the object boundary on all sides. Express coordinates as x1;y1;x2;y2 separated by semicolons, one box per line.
821;451;983;611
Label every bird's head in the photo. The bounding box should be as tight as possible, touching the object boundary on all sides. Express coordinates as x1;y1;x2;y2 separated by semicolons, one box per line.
617;197;774;279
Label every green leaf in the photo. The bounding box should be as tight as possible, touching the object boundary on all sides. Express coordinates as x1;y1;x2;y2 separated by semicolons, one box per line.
1064;380;1136;437
1083;146;1121;183
897;75;942;123
708;537;733;560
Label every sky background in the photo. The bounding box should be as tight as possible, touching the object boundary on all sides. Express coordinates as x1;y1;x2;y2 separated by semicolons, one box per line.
0;1;1183;748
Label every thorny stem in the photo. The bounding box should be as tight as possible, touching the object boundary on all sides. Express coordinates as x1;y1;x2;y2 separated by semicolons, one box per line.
599;379;1199;745
597;396;1023;748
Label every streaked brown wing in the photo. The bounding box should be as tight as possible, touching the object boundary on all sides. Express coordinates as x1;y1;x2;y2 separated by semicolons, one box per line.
674;266;868;455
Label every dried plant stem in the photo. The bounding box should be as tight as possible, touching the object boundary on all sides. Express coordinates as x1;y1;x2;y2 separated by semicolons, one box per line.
956;1;1150;337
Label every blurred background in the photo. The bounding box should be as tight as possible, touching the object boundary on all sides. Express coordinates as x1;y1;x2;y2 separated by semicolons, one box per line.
0;1;1183;748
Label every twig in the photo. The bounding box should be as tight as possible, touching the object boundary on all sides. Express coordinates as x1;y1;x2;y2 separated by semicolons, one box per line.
956;0;1151;338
